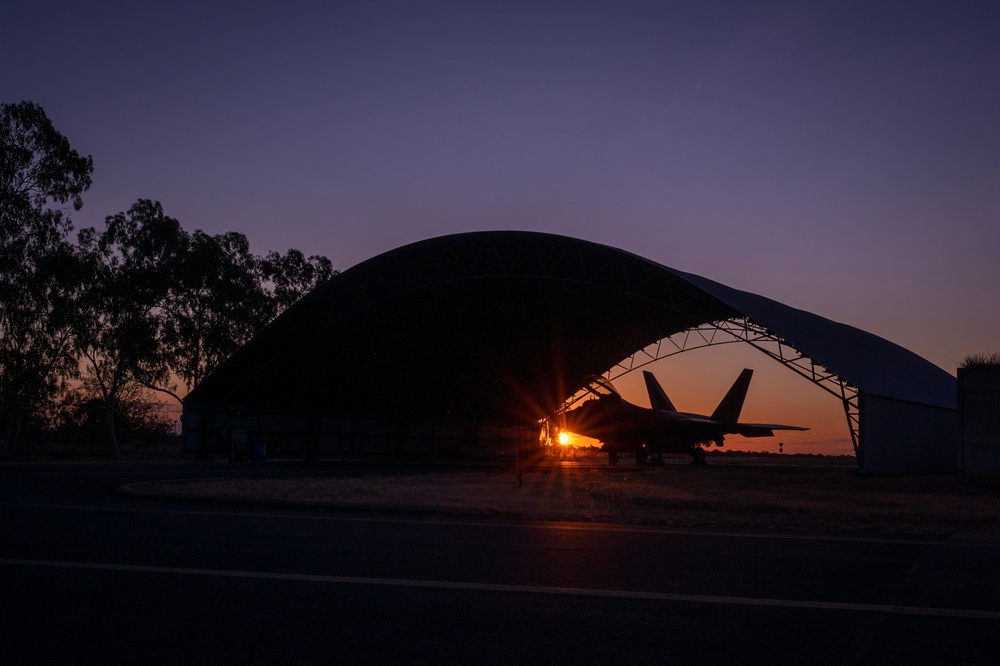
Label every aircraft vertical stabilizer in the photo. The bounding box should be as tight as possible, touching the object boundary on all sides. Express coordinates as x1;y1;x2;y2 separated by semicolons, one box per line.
642;371;677;412
562;368;807;466
710;369;753;424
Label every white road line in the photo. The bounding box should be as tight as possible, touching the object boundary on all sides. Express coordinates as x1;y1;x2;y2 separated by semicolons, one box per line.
3;558;998;620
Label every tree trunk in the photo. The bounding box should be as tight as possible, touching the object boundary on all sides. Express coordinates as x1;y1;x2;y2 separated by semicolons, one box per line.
0;410;22;458
105;395;122;460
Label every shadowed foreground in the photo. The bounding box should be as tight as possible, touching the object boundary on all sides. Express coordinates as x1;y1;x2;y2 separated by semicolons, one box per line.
6;461;1000;664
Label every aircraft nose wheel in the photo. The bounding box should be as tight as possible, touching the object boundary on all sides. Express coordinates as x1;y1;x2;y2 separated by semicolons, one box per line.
691;448;707;465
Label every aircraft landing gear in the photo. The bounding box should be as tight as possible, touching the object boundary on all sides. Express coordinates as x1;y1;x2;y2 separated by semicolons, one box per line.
608;450;619;466
690;447;707;466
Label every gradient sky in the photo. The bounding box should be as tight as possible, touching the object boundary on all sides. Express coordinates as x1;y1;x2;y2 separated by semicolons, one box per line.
4;1;999;454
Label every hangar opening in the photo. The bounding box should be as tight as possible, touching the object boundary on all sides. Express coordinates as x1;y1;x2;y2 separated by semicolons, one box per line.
182;231;958;474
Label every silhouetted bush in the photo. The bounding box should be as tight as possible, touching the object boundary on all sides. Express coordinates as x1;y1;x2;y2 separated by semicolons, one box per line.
15;383;175;458
961;352;1000;368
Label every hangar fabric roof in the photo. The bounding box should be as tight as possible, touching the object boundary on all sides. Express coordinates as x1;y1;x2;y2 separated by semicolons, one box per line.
659;265;956;409
186;231;956;423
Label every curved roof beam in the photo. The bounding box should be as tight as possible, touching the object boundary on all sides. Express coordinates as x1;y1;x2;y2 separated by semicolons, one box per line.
561;317;861;455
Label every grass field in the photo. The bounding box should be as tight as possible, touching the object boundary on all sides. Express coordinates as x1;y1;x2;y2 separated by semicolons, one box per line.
131;455;1000;535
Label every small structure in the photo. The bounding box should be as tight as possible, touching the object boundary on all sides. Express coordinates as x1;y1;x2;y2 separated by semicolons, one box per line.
959;361;1000;474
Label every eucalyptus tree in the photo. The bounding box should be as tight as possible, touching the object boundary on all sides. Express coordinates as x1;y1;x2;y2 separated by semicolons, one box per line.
0;101;93;455
156;229;271;401
259;248;337;312
75;199;186;458
156;239;335;402
75;205;337;457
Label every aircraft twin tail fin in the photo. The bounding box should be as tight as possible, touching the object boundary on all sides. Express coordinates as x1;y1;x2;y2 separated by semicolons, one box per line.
642;371;677;412
710;368;753;424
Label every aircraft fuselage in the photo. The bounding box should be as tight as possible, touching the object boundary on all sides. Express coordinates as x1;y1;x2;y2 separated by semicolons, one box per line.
560;396;728;456
557;369;807;464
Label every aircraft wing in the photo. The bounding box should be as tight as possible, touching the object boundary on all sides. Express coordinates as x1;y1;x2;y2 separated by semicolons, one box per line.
732;423;809;438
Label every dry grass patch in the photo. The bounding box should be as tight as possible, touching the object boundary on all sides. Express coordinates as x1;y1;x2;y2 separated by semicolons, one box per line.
140;464;1000;534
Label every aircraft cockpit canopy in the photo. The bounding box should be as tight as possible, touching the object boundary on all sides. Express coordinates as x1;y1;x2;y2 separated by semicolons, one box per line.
584;375;621;398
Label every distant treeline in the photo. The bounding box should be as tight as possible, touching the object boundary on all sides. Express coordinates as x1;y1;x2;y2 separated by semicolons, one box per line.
1;101;336;458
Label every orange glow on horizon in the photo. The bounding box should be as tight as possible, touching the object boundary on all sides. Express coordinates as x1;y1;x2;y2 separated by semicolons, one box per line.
604;344;858;457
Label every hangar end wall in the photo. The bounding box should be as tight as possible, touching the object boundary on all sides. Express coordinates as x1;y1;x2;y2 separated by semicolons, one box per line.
858;393;958;475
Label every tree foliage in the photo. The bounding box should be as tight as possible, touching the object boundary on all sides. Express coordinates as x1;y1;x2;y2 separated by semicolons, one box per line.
260;248;336;312
160;229;271;395
1;101;335;458
0;101;93;456
961;352;1000;368
72;204;337;457
0;101;93;224
75;200;186;458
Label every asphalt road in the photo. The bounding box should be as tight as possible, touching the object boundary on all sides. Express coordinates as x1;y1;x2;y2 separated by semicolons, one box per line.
2;462;999;665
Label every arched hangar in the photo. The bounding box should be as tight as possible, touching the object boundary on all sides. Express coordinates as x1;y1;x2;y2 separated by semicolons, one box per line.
183;231;957;474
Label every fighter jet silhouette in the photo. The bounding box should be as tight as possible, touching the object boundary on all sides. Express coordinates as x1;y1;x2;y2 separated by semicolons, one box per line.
559;369;808;465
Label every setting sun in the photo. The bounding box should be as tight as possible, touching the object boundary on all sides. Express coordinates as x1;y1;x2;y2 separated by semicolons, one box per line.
558;432;570;446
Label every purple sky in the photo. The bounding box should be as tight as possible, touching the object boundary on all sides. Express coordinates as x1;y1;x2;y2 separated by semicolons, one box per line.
4;1;999;453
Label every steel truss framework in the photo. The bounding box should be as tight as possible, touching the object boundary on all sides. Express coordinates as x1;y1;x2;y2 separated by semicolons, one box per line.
557;317;860;456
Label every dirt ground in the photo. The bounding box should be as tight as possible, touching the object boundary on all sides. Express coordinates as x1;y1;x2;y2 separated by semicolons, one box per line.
127;455;1000;534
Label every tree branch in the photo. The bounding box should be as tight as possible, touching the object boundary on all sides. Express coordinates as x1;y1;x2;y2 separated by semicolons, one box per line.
136;379;185;407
